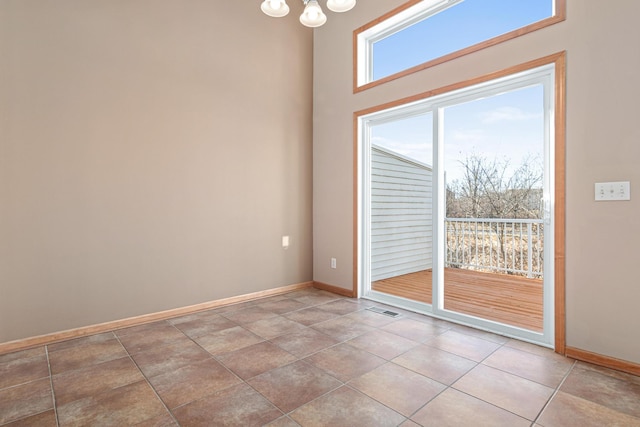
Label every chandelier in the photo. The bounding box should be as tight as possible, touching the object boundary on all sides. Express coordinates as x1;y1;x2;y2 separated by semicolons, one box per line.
260;0;357;28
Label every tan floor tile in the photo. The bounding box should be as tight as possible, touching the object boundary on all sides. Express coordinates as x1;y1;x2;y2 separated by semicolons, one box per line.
289;386;406;427
166;309;221;326
52;356;143;406
115;323;189;355
310;316;375;342
453;364;554;420
399;420;421;427
287;288;330;296
217;341;297;380
304;343;386;382
48;333;115;353
248;361;342;413
347;330;419;360
0;349;49;389
211;300;257;314
56;380;166;427
244;316;307;340
349;363;445;416
220;306;280;324
0;347;44;364
255;298;308;314
130;339;211;378
193;325;263;355
270;328;339;358
343;310;398;328
290;291;342;306
116;320;185;337
575;361;640;386
0;378;53;425
426;330;501;362
256;295;291;304
264;416;301;427
3;409;57;427
132;413;178;427
148;357;241;409
48;333;128;374
411;388;530;427
381;318;449;343
560;364;640;418
283;307;340;326
538;391;640;427
404;313;455;329
314;298;370;315
505;338;568;361
168;312;237;338
451;324;510;344
483;345;574;388
393;344;476;385
172;383;282;427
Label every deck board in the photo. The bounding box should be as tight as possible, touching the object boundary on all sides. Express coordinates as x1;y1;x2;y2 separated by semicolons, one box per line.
372;268;543;332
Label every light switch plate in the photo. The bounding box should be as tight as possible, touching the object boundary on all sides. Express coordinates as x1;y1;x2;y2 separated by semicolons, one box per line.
595;181;630;201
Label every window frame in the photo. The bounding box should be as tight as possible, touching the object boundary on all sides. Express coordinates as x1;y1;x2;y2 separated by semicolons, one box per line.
354;0;566;93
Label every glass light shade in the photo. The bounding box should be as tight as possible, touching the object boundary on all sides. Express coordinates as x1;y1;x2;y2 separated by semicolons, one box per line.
327;0;356;13
300;0;327;27
261;0;290;18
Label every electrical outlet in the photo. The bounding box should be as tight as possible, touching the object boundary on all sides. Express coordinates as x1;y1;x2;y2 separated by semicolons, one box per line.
331;258;337;269
282;236;289;249
595;181;631;201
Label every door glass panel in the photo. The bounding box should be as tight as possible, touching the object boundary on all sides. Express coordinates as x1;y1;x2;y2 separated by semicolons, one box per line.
442;85;545;331
369;113;434;304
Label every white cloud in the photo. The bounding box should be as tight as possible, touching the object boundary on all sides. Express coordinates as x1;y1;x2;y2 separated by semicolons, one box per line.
480;107;542;124
450;129;486;142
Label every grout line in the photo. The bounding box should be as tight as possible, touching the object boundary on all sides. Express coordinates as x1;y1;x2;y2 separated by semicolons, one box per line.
113;334;182;426
531;358;578;425
44;346;61;427
392;335;482;422
343;382;410;422
399;333;543;422
281;382;346;418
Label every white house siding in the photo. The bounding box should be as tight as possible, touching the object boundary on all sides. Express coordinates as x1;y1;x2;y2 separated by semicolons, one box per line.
371;145;433;281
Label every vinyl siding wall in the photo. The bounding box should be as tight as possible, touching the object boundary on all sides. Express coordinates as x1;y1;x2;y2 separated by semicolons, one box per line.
371;145;432;281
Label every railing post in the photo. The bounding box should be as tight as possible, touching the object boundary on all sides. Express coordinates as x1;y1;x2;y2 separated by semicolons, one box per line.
527;222;533;278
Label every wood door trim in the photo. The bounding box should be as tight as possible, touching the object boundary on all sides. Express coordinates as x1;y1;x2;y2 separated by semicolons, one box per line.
353;52;567;354
566;346;640;377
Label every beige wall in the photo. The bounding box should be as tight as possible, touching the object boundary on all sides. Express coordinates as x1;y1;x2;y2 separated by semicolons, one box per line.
0;0;313;343
313;0;640;364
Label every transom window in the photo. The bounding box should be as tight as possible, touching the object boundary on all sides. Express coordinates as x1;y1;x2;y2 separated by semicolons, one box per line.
355;0;565;91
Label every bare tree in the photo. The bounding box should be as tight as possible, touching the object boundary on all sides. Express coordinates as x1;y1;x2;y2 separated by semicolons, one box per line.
447;153;543;219
445;153;544;276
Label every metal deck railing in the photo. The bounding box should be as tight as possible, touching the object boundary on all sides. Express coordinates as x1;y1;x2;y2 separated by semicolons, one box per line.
445;218;544;278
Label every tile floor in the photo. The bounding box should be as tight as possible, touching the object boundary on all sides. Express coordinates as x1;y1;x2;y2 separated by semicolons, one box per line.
1;288;639;426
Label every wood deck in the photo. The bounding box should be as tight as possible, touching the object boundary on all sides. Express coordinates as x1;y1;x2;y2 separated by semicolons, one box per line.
372;268;543;332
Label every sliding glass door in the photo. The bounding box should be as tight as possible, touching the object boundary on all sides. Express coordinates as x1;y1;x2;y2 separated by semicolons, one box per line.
359;64;555;345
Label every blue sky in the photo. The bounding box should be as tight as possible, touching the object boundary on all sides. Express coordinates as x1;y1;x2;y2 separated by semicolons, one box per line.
374;0;553;80
371;85;544;184
371;0;550;184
